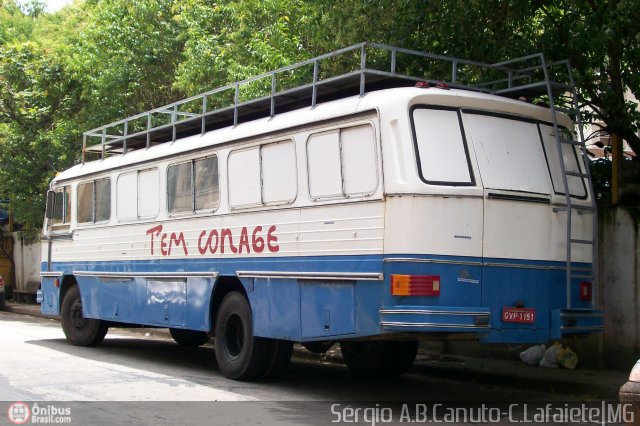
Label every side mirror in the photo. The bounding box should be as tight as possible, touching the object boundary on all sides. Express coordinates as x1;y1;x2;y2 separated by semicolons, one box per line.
45;190;55;220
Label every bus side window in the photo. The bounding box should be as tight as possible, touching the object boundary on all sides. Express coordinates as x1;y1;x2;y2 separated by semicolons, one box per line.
228;141;295;209
77;178;111;224
194;157;219;210
117;169;160;221
167;156;219;214
307;124;378;200
51;185;71;230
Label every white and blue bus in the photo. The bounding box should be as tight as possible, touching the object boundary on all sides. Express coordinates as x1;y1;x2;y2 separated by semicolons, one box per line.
38;43;602;380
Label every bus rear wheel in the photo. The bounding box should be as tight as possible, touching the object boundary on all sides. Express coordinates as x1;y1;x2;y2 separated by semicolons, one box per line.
214;292;270;381
60;285;108;347
169;328;210;347
340;340;418;376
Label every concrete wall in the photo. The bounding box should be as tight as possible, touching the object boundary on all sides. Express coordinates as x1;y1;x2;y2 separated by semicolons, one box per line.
599;207;640;369
12;234;41;293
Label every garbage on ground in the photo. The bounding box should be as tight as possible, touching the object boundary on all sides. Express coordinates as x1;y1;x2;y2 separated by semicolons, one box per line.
519;344;545;365
520;342;579;369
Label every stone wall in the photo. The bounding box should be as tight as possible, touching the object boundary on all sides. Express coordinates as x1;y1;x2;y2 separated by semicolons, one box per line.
599;207;640;369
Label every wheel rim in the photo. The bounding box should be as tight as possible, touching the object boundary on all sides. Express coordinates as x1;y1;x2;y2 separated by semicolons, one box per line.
224;313;245;359
70;298;90;332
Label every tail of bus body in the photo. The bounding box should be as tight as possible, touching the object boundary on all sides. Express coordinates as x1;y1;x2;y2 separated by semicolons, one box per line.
381;89;602;345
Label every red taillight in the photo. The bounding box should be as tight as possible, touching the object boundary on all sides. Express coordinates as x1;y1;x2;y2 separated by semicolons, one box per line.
54;278;60;288
580;282;592;301
0;276;4;288
391;274;440;297
415;81;430;88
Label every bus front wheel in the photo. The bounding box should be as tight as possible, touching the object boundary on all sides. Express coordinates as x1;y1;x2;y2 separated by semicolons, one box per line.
214;292;270;380
60;285;108;347
169;328;210;347
340;340;418;376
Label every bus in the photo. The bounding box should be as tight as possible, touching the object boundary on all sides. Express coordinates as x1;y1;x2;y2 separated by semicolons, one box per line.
38;43;603;381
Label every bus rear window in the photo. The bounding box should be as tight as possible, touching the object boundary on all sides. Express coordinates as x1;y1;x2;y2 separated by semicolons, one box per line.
411;107;474;186
465;113;551;195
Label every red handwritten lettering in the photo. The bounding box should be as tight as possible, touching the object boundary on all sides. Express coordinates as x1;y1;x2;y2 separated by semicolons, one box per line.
221;228;238;254
146;224;278;256
160;233;168;256
252;226;264;253
170;232;188;256
207;230;219;254
267;225;279;253
197;230;208;255
146;225;163;255
238;227;250;254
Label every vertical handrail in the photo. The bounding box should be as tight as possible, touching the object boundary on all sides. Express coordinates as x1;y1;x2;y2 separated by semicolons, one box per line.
82;134;86;164
390;48;397;73
101;128;106;160
233;82;239;126
359;45;366;96
123;121;128;155
146;113;151;149
270;73;276;117
201;95;207;135
172;104;177;142
312;60;319;108
451;61;458;84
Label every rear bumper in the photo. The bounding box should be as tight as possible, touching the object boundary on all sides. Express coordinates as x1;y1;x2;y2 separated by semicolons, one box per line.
550;309;604;339
378;305;603;343
380;306;490;332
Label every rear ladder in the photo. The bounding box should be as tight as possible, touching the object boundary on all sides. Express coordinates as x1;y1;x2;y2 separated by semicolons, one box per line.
542;58;598;309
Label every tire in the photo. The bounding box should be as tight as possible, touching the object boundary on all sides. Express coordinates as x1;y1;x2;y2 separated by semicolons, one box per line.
60;285;108;347
214;292;270;381
261;339;293;381
169;328;210;347
340;340;418;376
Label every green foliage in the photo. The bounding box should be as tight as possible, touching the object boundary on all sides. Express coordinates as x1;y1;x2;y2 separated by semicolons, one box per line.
174;0;312;95
0;0;639;231
64;0;185;125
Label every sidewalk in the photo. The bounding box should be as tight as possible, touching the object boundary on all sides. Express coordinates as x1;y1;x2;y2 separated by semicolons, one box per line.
3;301;628;400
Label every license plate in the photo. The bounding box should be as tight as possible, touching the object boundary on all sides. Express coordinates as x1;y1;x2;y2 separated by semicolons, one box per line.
502;307;536;323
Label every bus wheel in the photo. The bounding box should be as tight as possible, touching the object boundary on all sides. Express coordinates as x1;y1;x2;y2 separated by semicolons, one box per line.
214;292;270;381
60;285;108;347
261;339;293;381
340;340;418;376
169;328;210;347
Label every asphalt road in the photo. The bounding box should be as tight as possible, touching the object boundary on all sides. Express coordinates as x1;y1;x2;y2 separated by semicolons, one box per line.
0;311;629;425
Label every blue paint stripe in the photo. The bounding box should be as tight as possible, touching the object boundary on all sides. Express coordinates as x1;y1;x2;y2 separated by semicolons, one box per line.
42;253;591;276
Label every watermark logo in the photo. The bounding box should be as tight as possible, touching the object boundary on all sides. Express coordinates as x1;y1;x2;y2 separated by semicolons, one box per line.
7;402;30;425
6;402;72;424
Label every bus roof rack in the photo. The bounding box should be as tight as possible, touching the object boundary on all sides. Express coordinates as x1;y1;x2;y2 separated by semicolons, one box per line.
83;42;575;162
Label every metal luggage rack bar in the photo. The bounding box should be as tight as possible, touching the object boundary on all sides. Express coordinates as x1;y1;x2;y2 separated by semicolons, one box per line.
82;42;573;162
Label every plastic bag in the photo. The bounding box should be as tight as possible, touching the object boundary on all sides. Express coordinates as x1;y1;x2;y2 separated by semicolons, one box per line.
539;343;562;368
520;344;546;366
558;346;579;369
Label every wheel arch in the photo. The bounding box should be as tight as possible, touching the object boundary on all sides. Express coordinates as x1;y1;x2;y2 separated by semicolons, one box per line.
58;274;78;311
209;275;248;331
